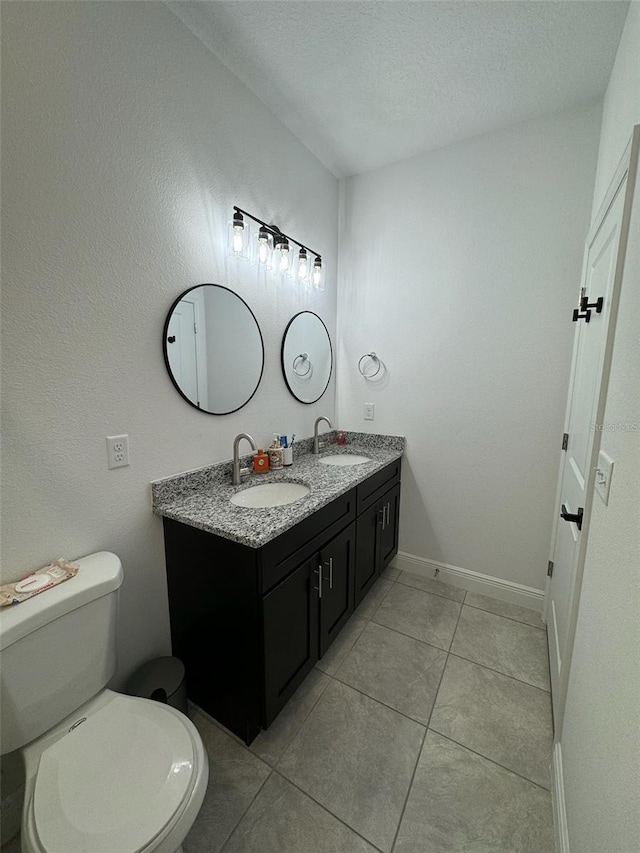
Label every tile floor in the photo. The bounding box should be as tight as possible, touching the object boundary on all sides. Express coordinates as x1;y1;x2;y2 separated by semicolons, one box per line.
185;569;555;853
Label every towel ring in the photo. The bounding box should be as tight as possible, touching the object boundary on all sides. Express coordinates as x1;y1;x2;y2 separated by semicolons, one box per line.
293;353;312;377
358;352;382;378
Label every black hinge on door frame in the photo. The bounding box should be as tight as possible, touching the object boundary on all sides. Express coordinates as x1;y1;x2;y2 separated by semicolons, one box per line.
547;561;554;578
562;433;569;451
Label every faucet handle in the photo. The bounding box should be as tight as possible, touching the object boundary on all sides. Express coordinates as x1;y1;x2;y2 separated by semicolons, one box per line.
239;466;251;478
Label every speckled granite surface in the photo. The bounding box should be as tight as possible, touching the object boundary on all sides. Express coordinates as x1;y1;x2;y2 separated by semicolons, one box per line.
152;432;404;548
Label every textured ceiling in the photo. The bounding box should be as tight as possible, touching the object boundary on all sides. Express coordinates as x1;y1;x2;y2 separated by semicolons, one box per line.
167;1;628;177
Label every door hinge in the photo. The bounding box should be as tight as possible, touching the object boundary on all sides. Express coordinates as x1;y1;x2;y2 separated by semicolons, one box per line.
547;560;554;578
562;433;569;451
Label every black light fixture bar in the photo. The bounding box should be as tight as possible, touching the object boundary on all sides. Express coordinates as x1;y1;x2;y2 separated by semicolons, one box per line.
233;206;321;259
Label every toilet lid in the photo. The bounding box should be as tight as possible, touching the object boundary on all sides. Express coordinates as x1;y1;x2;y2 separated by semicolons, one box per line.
33;695;195;853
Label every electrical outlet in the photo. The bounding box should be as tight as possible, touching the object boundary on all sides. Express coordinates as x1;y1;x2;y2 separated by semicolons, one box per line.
364;403;375;421
106;435;130;469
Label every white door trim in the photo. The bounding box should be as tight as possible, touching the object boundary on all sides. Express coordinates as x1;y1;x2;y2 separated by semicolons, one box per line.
544;126;640;737
552;742;571;853
180;289;209;410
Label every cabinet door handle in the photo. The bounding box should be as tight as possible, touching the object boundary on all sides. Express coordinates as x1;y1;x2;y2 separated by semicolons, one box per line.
384;503;390;527
321;557;334;589
314;565;323;599
378;507;385;529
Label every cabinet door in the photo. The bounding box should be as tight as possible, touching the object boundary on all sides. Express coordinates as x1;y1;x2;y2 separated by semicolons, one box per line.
263;555;319;726
319;523;356;656
354;502;384;607
380;483;401;570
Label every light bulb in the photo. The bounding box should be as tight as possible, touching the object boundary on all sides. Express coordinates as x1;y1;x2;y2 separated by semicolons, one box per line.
279;243;290;272
258;230;270;264
257;226;272;266
298;248;309;281
232;227;244;254
230;210;245;257
312;256;322;289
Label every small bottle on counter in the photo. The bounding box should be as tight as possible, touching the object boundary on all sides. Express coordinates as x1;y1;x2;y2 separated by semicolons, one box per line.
268;436;284;470
253;449;269;473
336;430;346;446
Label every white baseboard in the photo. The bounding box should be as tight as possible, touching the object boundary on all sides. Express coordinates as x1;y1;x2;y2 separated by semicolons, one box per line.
552;742;570;853
391;551;545;611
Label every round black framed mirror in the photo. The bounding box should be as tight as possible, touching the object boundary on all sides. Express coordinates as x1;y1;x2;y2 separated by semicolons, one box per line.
163;284;264;414
281;311;333;404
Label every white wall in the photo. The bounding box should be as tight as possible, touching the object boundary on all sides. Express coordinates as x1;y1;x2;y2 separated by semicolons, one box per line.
560;5;640;851
337;104;601;591
1;2;338;685
591;2;640;217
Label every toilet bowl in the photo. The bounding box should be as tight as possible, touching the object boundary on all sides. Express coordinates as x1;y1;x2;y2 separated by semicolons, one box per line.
20;690;208;853
0;552;209;853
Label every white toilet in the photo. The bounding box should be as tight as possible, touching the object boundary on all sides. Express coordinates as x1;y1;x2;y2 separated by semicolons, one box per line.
0;552;208;853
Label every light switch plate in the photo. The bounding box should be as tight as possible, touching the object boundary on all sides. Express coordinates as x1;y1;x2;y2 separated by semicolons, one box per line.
594;450;614;505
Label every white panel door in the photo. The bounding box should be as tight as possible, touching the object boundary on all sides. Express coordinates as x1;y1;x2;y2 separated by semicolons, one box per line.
167;299;199;406
547;128;639;735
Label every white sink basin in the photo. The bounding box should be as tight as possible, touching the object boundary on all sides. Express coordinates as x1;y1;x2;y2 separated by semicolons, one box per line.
230;482;310;508
319;454;371;467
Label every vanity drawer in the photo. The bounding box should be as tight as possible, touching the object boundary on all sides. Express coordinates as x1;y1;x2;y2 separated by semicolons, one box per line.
260;488;356;593
356;459;401;513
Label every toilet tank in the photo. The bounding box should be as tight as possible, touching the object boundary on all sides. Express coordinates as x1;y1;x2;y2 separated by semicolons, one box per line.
0;551;123;754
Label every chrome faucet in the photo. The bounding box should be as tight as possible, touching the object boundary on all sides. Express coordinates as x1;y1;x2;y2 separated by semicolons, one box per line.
313;416;334;454
232;433;257;485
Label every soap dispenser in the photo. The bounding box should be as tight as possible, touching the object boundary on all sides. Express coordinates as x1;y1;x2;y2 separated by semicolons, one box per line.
268;435;284;470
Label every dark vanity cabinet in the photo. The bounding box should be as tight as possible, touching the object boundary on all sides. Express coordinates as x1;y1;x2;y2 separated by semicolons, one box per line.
318;523;356;654
162;459;400;744
263;522;355;726
262;552;319;727
354;460;402;606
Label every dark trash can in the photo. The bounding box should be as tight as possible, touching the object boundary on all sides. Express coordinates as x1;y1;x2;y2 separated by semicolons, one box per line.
124;655;188;716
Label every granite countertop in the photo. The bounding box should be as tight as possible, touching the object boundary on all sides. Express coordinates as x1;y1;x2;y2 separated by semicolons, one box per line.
152;431;404;548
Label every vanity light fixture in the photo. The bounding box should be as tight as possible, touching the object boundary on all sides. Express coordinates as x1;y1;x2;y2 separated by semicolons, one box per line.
229;206;323;290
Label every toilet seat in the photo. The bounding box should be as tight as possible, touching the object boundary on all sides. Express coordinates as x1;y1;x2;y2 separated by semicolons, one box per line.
26;694;201;853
